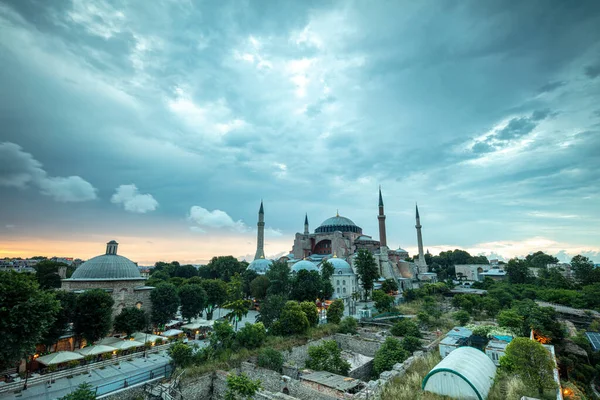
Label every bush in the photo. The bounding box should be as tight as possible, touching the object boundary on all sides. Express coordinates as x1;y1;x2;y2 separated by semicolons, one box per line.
372;290;394;312
168;342;193;368
401;336;421;353
155;338;164;345
236;323;266;349
326;299;344;324
67;360;81;368
374;337;409;375
257;348;284;372
305;340;350;375
59;382;95;400
338;317;358;335
272;301;310;336
453;310;470;325
300;301;319;327
390;319;421;338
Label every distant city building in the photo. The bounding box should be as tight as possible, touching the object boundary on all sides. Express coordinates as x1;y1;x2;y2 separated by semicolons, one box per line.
61;240;153;317
455;264;506;282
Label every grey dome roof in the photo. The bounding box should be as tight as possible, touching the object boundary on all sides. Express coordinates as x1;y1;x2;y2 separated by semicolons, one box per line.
327;257;353;274
315;215;362;234
247;258;273;274
291;260;319;273
69;254;143;280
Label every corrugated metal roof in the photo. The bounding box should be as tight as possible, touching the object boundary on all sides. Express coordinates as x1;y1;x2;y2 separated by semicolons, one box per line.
301;371;361;391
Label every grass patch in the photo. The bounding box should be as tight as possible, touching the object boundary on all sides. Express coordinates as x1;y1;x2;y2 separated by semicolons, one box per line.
380;352;447;400
488;370;557;400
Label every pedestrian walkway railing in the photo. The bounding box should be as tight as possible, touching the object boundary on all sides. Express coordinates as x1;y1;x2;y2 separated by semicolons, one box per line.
95;363;173;396
0;343;171;395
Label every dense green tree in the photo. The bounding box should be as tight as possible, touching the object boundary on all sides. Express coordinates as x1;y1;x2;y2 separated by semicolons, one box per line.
320;261;335;299
223;299;252;330
202;256;247;282
200;279;228;319
178;284;207;322
168;277;186;287
401;336;422;353
338;317;358;334
271;301;309;335
250;275;270;300
526;251;558;269
34;260;72;289
210;321;236;351
321;260;334;280
227;273;244;302
481;296;501;317
0;272;60;371
372;289;394;312
59;382;96;400
487;287;514;308
511;300;564;341
354;249;379;300
150;270;170;281
571;254;599;285
241;269;259;298
257;348;284;372
74;289;114;344
236;322;266;349
265;260;291;296
300;301;319;327
42;291;77;347
497;310;524;335
390;319;421;338
256;294;286;329
381;278;399;294
326;299;344;324
150;283;179;327
290;270;322;302
453;310;470;325
374;337;409;375
173;264;198;279
114;307;148;337
501;338;556;395
168;342;193;368
505;258;532;284
225;373;261;400
305;340;350;375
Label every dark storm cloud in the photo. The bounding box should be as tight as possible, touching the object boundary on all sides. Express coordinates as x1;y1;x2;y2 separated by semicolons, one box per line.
584;63;600;79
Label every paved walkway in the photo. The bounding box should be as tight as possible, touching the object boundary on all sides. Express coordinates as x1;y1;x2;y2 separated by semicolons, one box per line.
1;352;170;400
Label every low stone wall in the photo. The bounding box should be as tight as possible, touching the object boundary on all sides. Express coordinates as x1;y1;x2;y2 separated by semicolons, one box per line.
100;386;146;400
180;372;215;399
349;359;373;381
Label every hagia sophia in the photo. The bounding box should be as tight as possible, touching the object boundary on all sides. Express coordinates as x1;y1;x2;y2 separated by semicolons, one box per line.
247;188;437;299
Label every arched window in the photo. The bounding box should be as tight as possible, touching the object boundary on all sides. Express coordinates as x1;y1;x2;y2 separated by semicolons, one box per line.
337;280;340;286
343;287;346;294
336;287;340;294
342;280;346;285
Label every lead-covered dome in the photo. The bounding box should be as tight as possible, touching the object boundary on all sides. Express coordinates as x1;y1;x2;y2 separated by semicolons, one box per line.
327;257;353;275
315;214;362;234
69;241;143;280
247;258;273;275
291;259;319;273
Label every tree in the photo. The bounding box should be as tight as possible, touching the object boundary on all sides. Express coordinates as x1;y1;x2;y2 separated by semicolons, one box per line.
0;272;60;371
236;322;266;349
42;291;77;347
390;319;421;338
203;256;247;282
320;261;335;299
150;283;179;327
250;276;270;300
223;299;252;330
74;289;114;344
401;336;421;353
300;301;319;327
481;296;501;317
526;251;558;269
173;264;198;279
256;294;286;329
178;284;207;322
321;260;335;280
225;372;261;400
571;254;599;285
381;278;399;294
374;337;409;375
338;317;358;334
290;270;322;302
372;289;394;312
114;307;148;337
257;348;284;372
168;342;193;368
265;260;291;296
501;338;556;395
200;279;228;319
326;299;344;324
271;301;309;335
354;249;379;300
453;310;470;325
241;269;259;298
305;340;351;375
59;382;96;400
505;258;531;284
210;321;236;351
34;260;71;289
227;273;243;302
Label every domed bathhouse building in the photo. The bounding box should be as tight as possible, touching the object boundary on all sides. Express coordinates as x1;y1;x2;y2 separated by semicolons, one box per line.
61;240;153;317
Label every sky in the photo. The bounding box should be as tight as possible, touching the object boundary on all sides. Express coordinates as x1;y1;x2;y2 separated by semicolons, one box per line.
0;0;599;265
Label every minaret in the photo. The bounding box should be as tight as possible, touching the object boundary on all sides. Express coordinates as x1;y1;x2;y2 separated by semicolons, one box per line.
304;213;309;235
415;203;427;273
377;186;387;248
254;201;265;260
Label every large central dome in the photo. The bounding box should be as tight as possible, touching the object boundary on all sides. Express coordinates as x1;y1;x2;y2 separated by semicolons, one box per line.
315;215;362;234
68;241;143;281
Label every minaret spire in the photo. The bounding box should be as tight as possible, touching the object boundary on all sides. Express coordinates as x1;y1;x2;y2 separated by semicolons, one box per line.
304;213;309;235
254;201;265;260
415;203;427;273
378;186;387;248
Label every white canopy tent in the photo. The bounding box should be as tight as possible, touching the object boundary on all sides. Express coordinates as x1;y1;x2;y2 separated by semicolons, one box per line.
161;329;184;337
132;332;166;344
76;344;117;356
108;340;145;350
37;351;84;365
181;319;215;330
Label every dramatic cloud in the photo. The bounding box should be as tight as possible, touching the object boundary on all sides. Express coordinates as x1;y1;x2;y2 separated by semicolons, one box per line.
111;184;159;213
0;142;97;202
188;206;248;232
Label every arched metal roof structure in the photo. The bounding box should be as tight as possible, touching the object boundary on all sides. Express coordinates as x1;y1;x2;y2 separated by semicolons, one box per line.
422;346;496;400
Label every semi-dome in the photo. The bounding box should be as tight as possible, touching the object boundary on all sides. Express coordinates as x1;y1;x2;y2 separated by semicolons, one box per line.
247;258;273;275
291;259;319;273
327;257;353;275
315;214;362;234
68;241;143;281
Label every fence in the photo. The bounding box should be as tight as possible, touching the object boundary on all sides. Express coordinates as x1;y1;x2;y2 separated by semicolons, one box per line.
95;363;173;396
